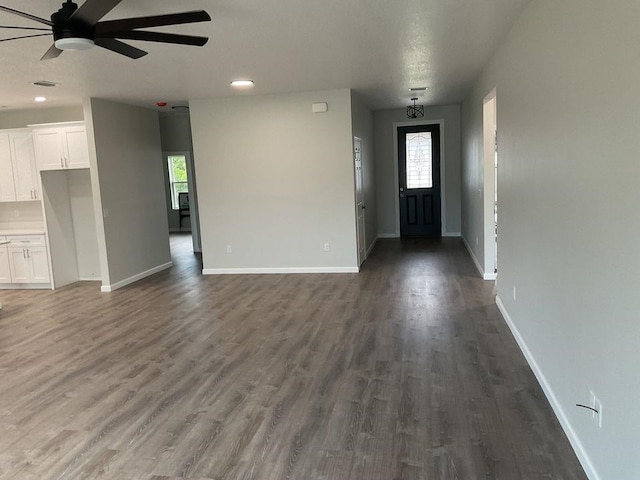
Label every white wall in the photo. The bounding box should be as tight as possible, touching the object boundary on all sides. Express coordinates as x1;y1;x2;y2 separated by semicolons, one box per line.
0;202;43;229
0;106;83;129
190;89;358;273
84;98;171;291
67;170;100;280
373;105;461;236
350;92;377;256
462;1;640;478
0;106;84;129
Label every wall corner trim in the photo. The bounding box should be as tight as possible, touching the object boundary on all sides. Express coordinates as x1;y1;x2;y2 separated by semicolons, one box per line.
496;296;601;480
100;261;173;293
202;266;359;275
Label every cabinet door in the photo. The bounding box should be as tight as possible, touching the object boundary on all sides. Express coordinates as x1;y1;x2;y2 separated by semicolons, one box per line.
34;129;64;171
28;247;50;283
8;247;30;283
0;247;11;283
0;133;17;201
11;132;39;201
63;126;90;169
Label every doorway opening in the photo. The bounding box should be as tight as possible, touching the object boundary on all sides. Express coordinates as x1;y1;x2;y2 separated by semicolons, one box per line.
164;151;201;256
397;124;442;237
482;89;498;280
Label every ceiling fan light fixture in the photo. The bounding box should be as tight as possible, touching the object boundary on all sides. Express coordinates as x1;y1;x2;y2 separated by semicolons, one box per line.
54;37;94;51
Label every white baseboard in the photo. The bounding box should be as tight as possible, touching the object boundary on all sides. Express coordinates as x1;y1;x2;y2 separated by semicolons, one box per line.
0;283;50;290
202;266;359;275
461;236;496;280
101;261;173;292
378;232;461;239
463;236;485;277
495;296;600;480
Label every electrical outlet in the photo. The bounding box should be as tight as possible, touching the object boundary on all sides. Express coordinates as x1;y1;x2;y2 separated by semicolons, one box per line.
512;286;517;301
323;243;330;252
226;245;232;254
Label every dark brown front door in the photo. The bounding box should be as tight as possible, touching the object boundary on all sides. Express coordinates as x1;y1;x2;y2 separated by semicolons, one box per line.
398;124;441;237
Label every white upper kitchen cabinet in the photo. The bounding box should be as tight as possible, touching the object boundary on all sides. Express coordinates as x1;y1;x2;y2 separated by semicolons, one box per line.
11;131;39;201
0;130;39;202
32;122;90;171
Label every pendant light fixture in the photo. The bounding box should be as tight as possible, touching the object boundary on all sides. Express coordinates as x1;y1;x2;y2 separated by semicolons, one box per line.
406;97;424;119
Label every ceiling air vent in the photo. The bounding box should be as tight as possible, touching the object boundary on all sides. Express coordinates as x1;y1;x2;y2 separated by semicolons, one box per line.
33;80;59;87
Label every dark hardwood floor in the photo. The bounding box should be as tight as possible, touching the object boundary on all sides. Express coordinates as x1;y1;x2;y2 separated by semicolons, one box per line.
0;234;587;479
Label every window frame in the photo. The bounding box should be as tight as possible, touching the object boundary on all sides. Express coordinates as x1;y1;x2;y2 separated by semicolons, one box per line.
167;154;189;210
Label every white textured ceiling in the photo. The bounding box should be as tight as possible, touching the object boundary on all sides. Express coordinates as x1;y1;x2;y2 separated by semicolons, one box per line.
0;0;531;111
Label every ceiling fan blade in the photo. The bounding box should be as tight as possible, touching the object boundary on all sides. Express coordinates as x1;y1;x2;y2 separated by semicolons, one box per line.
41;43;63;60
0;25;51;31
94;10;210;35
70;0;123;27
102;30;208;47
0;33;51;43
0;6;53;26
94;38;147;59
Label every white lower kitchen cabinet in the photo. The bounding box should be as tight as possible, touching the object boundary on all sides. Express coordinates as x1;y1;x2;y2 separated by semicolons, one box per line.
0;246;11;283
4;235;50;285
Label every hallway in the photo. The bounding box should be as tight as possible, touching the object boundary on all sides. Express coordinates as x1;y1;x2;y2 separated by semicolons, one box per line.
0;238;586;479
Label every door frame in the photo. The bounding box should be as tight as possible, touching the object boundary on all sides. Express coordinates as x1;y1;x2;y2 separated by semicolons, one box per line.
392;119;447;236
482;88;498;281
353;136;366;266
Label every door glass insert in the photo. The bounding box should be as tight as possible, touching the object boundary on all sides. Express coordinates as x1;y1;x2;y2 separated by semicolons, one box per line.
405;132;433;189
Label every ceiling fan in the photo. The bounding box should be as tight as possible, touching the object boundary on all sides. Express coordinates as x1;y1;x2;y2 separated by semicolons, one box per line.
0;0;211;60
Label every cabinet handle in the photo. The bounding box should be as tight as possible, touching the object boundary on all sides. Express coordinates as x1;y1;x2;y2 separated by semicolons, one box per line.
60;157;63;168
22;249;25;259
65;157;68;168
27;249;30;259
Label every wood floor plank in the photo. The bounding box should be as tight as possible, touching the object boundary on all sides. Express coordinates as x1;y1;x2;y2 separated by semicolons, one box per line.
0;235;588;479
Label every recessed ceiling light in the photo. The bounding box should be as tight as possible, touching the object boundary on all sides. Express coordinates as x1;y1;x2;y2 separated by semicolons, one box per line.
34;96;47;103
231;80;254;87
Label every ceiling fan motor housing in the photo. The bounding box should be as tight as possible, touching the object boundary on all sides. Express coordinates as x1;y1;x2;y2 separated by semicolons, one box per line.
51;1;92;42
